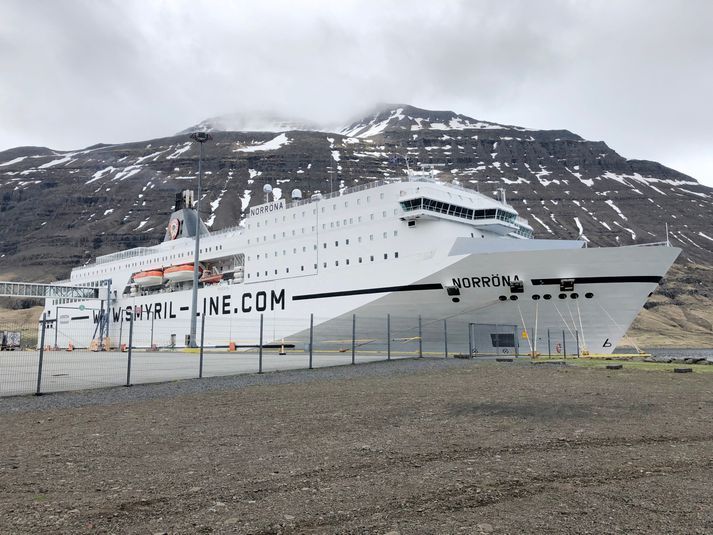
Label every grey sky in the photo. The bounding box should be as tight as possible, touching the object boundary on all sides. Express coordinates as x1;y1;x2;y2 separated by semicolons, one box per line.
1;0;712;185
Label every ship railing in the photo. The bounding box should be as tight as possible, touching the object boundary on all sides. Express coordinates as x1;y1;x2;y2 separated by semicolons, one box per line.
630;241;670;247
95;247;155;265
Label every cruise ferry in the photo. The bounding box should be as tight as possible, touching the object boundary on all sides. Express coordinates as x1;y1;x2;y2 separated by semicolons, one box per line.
43;170;680;355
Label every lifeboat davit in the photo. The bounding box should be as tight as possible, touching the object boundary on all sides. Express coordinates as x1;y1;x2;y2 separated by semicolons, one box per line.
133;269;164;287
164;263;202;283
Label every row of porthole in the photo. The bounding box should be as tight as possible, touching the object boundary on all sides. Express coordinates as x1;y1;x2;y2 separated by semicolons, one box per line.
498;292;595;302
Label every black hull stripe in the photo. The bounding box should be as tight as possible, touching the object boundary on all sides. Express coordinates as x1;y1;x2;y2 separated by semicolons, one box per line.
292;283;443;301
531;276;662;286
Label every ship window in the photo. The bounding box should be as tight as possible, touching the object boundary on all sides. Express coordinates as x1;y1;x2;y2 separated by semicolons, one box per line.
382;211;386;217
346;239;350;245
383;232;387;238
265;271;268;276
358;216;362;222
301;266;304;271
370;214;374;220
380;193;384;199
346;259;350;265
274;269;278;275
323;243;327;248
370;235;374;241
323;262;327;268
314;264;318;269
335;241;338;246
384;253;388;259
358;237;362;243
302;246;306;252
395;252;399;258
370;255;374;261
330;222;334;228
335;261;339;267
349;218;353;224
358;257;362;263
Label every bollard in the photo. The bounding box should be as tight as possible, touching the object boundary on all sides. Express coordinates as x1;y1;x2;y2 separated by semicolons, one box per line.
444;318;448;358
387;314;391;361
199;311;206;379
418;315;423;358
309;313;314;370
258;314;264;374
351;314;356;365
125;312;134;387
35;313;47;396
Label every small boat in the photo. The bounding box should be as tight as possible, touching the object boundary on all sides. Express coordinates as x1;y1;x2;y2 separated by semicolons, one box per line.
164;263;202;283
133;269;164;287
200;271;222;285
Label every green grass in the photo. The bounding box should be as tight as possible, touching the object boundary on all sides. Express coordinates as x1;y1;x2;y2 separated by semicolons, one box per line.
534;357;713;373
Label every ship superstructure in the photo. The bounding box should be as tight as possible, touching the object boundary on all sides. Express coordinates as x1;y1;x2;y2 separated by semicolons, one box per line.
43;170;679;355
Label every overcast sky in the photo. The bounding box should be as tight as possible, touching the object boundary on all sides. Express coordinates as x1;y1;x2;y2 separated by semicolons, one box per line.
1;0;712;185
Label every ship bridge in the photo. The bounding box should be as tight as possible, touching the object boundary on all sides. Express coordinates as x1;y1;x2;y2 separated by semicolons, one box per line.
398;195;533;238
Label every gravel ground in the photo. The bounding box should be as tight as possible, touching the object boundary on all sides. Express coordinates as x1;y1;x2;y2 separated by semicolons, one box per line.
0;357;711;534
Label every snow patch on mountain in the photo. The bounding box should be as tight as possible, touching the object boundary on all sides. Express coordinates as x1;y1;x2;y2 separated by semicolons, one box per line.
236;134;291;153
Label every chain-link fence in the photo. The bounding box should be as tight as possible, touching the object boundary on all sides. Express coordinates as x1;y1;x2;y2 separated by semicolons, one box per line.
0;312;586;397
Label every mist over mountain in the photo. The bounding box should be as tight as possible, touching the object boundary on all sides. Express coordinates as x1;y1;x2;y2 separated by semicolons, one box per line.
1;104;712;343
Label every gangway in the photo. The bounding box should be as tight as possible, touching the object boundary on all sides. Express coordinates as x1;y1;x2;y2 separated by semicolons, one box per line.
0;280;112;350
0;281;99;300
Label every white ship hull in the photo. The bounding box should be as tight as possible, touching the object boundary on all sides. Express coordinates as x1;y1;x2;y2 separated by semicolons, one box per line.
45;239;679;355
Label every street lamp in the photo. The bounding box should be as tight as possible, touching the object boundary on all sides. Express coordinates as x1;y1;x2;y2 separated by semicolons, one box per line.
188;131;212;347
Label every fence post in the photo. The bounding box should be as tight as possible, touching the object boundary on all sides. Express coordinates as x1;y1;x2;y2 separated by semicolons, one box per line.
258;313;263;373
309;313;314;370
118;313;124;350
418;315;423;358
443;319;448;358
387;314;391;361
150;312;155;349
199;311;206;378
514;325;519;357
547;328;551;357
576;330;580;358
562;329;567;358
468;323;474;356
125;312;134;387
53;307;58;349
35;313;47;396
351;314;356;365
495;323;500;356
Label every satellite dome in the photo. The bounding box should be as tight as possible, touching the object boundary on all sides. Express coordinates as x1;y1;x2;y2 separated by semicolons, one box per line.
291;188;303;200
263;184;273;193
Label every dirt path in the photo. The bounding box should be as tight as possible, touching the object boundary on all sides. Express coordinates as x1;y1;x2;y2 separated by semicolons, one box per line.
1;360;711;534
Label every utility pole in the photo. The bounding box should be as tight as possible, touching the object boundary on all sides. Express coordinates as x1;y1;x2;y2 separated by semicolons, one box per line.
188;132;212;347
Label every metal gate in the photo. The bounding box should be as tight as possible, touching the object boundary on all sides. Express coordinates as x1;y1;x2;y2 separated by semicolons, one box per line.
469;323;520;356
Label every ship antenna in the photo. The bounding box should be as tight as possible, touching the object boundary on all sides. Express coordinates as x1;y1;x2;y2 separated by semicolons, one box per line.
665;221;670;247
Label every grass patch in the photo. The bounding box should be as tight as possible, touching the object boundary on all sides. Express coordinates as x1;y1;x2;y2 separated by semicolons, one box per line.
534;357;713;373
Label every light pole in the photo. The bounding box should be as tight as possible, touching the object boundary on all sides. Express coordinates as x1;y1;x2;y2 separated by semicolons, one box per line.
188;131;212;347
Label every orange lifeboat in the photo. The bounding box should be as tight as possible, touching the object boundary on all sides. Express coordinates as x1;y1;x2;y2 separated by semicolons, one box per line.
134;269;164;287
164;263;202;283
200;271;223;285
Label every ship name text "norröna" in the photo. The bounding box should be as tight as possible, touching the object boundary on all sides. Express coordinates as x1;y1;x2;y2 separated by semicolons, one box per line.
249;199;286;217
452;274;520;289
